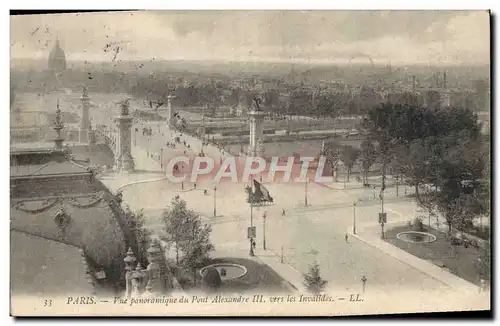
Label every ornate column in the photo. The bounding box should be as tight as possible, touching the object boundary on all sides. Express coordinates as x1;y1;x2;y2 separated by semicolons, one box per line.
114;100;135;173
247;107;266;157
124;247;136;298
79;86;91;143
52;99;65;150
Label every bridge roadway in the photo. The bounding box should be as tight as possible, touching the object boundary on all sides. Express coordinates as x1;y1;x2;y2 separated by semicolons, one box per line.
96;117;227;191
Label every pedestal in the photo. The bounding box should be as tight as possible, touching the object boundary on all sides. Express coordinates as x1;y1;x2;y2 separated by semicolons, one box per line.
247;110;266;157
78;129;89;143
114;115;135;173
79;90;91;143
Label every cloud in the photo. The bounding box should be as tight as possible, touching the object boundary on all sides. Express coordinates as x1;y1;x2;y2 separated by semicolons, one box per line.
10;11;490;64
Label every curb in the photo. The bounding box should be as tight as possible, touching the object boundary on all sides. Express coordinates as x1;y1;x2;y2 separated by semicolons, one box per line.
348;226;479;292
254;249;306;293
117;176;169;192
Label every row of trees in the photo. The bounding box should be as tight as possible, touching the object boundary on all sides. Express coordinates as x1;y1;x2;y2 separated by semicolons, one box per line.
128;77;395;119
323;140;378;184
352;103;489;236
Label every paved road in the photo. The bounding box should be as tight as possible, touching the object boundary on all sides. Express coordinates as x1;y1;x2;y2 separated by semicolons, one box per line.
97;114;450;295
119;177;449;294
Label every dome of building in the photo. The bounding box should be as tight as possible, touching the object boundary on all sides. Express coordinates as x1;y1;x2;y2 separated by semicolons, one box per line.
48;39;67;72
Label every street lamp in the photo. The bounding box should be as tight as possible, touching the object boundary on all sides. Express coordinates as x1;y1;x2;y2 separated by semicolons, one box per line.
353;202;357;235
249;199;255;257
380;172;386;239
304;177;308;207
213;185;217;217
147;135;151;156
160;147;163;169
361;275;367;293
262;211;267;250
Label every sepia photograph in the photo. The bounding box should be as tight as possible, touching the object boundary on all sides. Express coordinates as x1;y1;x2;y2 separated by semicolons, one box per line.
8;9;491;317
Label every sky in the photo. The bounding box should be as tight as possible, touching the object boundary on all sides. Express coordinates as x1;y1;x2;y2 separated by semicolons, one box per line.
10;10;490;65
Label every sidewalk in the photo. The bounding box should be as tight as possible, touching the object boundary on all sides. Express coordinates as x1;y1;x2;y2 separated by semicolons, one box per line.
255;249;306;292
348;222;480;295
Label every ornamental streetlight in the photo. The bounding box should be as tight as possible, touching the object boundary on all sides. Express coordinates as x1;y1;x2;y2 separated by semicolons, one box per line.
304;177;308;206
249;196;255;257
262;211;267;250
160;147;163;169
380;165;387;239
361;275;367;293
353;202;357;235
213;185;217;217
147;134;151;156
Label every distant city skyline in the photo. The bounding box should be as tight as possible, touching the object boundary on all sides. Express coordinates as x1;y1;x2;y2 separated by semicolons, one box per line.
10;11;490;65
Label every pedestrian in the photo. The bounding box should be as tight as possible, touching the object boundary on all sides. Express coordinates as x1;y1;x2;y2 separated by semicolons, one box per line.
345;233;349;243
282;209;286;216
194;183;197;189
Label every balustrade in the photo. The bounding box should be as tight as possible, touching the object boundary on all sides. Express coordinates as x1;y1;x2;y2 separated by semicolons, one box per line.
123;238;172;298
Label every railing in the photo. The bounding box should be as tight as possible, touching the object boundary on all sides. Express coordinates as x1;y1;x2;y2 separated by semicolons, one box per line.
94;127;118;156
123;238;175;298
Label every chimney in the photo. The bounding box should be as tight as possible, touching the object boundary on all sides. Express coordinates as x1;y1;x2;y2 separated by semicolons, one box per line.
443;71;447;89
412;76;416;93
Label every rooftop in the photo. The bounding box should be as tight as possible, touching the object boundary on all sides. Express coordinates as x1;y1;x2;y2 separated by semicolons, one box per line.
11;230;94;297
10;159;90;178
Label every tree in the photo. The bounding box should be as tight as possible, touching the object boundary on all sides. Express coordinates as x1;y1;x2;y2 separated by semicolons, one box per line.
161;196;214;270
443;194;478;234
340;145;360;182
181;218;215;285
324;140;341;181
123;205;151;265
162;197;189;264
303;262;327;294
359;139;377;184
388;144;409;195
363;103;488;241
356;85;384;114
263;89;280;114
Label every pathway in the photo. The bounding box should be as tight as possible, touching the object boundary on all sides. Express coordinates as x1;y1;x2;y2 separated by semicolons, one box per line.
348;222;481;295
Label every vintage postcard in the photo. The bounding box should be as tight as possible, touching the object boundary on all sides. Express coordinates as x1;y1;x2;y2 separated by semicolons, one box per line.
9;10;491;316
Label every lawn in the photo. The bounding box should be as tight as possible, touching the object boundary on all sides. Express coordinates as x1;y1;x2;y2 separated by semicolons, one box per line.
384;225;489;286
174;257;292;294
